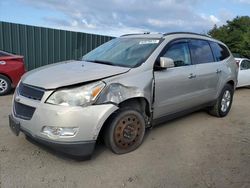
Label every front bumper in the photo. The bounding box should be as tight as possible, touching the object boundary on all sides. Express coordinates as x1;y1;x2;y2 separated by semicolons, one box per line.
10;90;118;157
23;126;96;158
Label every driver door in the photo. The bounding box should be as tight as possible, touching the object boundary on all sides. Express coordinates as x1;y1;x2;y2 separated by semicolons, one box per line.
153;40;199;119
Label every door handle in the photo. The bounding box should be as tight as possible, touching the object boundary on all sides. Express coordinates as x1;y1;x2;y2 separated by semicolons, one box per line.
188;73;196;79
216;69;222;74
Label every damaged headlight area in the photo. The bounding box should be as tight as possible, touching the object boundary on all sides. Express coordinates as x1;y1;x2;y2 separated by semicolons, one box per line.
46;81;105;107
42;126;79;138
96;83;143;104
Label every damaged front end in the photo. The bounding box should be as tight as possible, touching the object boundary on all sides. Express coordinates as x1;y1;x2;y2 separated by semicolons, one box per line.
96;83;145;105
95;71;155;127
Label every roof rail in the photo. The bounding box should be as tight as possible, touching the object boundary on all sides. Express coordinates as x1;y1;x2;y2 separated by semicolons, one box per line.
120;32;151;37
163;32;212;38
120;32;150;37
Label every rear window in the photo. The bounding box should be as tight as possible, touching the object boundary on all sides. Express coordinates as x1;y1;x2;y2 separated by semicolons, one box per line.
241;60;250;70
0;51;12;57
209;42;230;61
189;39;214;64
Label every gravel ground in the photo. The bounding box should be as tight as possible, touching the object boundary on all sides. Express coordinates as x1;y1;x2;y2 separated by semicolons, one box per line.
0;88;250;188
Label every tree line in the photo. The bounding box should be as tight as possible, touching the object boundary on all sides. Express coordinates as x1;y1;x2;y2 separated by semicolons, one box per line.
208;16;250;59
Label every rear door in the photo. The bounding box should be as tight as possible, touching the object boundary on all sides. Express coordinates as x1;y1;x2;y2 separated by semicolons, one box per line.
238;60;250;87
189;39;220;103
209;41;231;91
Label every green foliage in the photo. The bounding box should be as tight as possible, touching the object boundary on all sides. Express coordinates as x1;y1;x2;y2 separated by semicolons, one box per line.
208;16;250;58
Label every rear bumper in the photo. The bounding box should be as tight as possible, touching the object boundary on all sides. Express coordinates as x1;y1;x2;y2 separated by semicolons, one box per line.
21;126;96;158
9;63;26;87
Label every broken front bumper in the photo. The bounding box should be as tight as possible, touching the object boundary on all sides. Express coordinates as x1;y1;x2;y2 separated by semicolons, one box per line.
10;90;118;158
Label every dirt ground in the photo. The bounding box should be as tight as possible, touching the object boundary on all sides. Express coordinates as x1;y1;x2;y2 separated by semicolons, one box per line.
0;89;250;188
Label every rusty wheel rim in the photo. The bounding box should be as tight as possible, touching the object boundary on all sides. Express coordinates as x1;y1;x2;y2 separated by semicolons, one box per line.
113;114;144;149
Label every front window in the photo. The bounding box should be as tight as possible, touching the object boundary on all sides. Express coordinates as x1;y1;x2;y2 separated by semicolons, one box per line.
163;42;191;67
82;38;161;68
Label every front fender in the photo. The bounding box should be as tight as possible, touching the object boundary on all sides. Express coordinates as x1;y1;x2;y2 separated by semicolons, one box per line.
96;83;148;105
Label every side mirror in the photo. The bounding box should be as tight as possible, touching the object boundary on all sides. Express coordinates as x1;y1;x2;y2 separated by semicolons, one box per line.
160;57;175;69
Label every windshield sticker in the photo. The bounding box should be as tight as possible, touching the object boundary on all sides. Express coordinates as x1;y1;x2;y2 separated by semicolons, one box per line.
139;40;159;45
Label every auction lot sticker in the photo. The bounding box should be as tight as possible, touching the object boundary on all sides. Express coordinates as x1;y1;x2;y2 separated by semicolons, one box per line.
139;40;159;45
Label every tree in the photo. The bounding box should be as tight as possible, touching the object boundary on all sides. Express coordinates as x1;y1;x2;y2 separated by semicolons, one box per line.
208;16;250;58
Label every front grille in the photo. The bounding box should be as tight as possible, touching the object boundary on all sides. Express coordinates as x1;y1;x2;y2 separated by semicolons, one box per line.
18;82;45;101
14;101;36;120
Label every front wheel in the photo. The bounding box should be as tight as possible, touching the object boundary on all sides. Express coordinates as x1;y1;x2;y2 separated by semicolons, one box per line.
208;84;234;117
104;108;146;154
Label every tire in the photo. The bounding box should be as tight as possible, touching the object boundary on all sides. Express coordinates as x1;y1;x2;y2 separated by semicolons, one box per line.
0;75;12;96
104;108;146;154
208;84;234;117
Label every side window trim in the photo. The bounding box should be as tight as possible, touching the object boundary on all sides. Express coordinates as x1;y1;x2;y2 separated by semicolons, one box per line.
208;41;216;62
186;39;195;65
208;42;216;62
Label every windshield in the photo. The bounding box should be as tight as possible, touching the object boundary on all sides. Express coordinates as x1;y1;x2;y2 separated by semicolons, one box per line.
82;38;161;68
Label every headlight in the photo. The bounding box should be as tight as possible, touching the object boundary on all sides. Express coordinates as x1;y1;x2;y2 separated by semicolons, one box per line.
46;81;105;107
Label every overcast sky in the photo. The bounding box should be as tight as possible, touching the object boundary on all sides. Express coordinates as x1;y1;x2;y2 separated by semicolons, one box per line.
0;0;249;36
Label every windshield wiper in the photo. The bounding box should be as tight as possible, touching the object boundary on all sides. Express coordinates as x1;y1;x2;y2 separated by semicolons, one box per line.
85;59;115;66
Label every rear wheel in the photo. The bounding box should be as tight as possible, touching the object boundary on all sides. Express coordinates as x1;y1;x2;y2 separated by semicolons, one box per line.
0;75;11;96
208;84;234;117
104;108;146;154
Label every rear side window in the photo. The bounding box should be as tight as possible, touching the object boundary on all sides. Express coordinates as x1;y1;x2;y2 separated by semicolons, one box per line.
163;42;191;67
189;39;214;64
209;42;230;61
241;60;250;70
0;52;8;57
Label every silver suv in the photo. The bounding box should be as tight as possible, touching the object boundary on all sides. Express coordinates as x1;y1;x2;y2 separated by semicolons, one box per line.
9;32;238;159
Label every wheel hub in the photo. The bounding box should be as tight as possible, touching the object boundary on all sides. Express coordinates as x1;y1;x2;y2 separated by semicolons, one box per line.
123;124;136;140
114;114;143;149
221;90;231;113
0;78;8;93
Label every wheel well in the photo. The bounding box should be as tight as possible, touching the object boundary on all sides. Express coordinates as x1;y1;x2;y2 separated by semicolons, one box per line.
96;97;151;143
118;97;151;118
227;80;234;88
0;73;12;83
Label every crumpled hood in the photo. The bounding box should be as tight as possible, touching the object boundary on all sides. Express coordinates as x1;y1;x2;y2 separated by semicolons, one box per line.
22;60;130;89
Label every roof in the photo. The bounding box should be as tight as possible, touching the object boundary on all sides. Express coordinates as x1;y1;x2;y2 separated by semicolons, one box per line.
235;58;250;61
120;31;224;46
120;32;211;39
